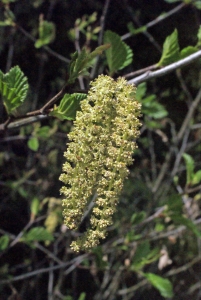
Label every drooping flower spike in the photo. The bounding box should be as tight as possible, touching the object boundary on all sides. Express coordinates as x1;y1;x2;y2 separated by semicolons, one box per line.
60;75;141;251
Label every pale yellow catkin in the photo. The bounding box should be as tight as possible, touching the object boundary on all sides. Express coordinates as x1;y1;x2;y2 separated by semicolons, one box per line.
60;75;141;251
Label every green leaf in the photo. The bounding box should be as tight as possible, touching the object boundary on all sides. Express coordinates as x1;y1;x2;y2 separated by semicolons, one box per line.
28;137;39;151
131;241;159;271
22;226;54;243
197;25;201;47
171;215;201;238
144;273;173;298
192;170;201;185
35;18;55;48
31;197;40;217
141;95;168;119
167;194;183;213
131;211;146;225
118;43;133;70
135;82;147;100
127;22;147;35
104;30;128;74
180;46;198;59
182;153;194;184
194;0;201;9
67;44;110;84
0;235;9;251
158;29;180;66
50;93;87;120
0;66;28;115
78;293;86;300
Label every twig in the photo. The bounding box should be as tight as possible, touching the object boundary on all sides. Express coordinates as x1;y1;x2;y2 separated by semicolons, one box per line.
0;115;48;132
17;24;70;64
166;256;201;277
121;0;161;52
124;64;157;79
0;254;88;284
121;2;186;40
129;50;201;85
118;279;147;296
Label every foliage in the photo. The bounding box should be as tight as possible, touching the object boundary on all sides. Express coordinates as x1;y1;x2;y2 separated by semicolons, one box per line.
0;66;28;115
0;1;201;299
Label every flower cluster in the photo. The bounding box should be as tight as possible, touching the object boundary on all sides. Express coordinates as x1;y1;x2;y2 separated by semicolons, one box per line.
60;75;141;251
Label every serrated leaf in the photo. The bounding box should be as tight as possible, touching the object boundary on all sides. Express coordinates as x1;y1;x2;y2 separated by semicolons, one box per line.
23;226;54;242
35;18;55;48
104;30;127;75
180;46;198;59
0;235;9;251
182;153;194;184
50;93;87;120
0;66;28;115
119;43;133;70
28;137;39;151
144;273;173;298
158;29;180;66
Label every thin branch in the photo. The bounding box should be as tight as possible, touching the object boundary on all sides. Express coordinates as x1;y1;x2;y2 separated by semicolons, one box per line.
0;254;88;284
121;0;161;52
121;2;186;40
17;24;70;64
128;50;201;85
0;115;48;132
124;64;157;79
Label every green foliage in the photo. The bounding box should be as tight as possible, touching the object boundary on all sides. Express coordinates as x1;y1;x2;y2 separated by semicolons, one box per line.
182;153;201;186
180;45;198;59
27;136;39;151
67;44;110;84
30;197;40;217
171;214;201;238
50;93;87;120
22;227;54;243
127;22;147;35
68;12;100;42
35;17;55;48
136;82;168;119
182;153;194;185
144;273;174;298
158;29;180;66
104;30;133;75
131;241;159;271
0;235;9;251
197;25;201;47
0;66;28;115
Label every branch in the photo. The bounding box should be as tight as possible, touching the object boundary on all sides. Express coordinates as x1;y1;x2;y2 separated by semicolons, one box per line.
121;2;186;41
17;24;70;64
0;254;88;284
128;50;201;85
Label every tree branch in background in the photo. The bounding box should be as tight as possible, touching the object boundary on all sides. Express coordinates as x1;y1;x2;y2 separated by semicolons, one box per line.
129;49;201;85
